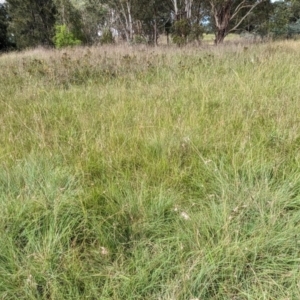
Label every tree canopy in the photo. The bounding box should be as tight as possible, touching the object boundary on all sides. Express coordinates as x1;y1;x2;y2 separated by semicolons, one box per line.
0;3;10;50
6;0;57;48
2;0;300;50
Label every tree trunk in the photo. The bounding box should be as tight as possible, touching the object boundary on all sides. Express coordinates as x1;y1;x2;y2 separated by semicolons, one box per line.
171;0;178;16
185;0;193;19
211;0;264;45
120;9;130;42
126;1;133;41
215;28;226;44
153;18;158;46
119;1;132;43
212;0;232;44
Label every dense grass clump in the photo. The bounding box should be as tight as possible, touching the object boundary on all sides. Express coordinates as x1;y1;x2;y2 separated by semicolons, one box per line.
1;41;300;299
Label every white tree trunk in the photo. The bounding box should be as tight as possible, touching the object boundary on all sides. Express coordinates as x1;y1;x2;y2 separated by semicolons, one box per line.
119;1;133;42
126;0;133;41
171;0;178;16
185;0;193;19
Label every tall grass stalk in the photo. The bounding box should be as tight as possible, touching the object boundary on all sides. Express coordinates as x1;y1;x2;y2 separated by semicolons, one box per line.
1;41;300;299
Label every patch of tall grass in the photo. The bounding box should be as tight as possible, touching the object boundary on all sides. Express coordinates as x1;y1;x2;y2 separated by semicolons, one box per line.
1;41;300;299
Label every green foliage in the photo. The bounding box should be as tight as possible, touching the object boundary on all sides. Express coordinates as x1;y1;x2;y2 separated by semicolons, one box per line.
0;4;10;50
133;34;147;44
81;0;109;43
289;0;300;22
288;19;300;36
269;1;291;38
130;0;170;45
172;19;191;46
189;23;204;42
172;19;204;46
267;1;300;39
6;0;56;49
54;0;86;44
54;24;81;48
237;0;273;39
99;28;114;45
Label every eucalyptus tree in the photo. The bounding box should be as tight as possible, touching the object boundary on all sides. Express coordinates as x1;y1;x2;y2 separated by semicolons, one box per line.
80;0;108;43
71;0;131;43
54;0;86;43
268;0;300;38
230;0;272;37
6;0;56;49
77;0;170;44
100;0;134;42
289;0;300;22
131;0;170;45
0;3;10;50
169;0;195;19
206;0;270;44
169;0;205;45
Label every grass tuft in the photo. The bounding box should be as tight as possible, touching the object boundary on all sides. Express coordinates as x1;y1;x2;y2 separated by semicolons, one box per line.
1;41;300;298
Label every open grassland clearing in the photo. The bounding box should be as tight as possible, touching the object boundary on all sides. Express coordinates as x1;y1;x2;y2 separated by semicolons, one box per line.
1;41;300;299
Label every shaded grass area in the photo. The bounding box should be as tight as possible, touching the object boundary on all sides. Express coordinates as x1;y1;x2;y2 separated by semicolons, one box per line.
1;42;300;299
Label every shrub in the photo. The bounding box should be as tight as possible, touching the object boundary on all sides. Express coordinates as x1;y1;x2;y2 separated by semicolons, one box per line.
100;28;115;45
189;23;204;43
172;19;191;46
171;19;204;46
133;35;147;44
54;24;81;49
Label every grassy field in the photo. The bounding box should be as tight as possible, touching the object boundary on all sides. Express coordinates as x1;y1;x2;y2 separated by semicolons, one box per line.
0;41;300;299
202;33;243;44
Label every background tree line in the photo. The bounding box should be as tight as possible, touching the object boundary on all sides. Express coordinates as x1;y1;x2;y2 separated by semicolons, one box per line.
1;0;300;51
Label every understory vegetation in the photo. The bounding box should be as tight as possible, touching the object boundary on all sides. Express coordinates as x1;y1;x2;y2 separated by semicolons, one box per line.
1;41;300;299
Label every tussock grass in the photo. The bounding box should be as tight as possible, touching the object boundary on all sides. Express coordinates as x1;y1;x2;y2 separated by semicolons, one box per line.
1;41;300;299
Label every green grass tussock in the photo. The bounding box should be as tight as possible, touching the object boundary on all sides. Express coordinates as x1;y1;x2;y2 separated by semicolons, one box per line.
1;41;300;299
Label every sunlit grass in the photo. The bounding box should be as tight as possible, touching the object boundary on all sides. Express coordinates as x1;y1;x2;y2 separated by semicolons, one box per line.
1;41;300;299
202;33;242;44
